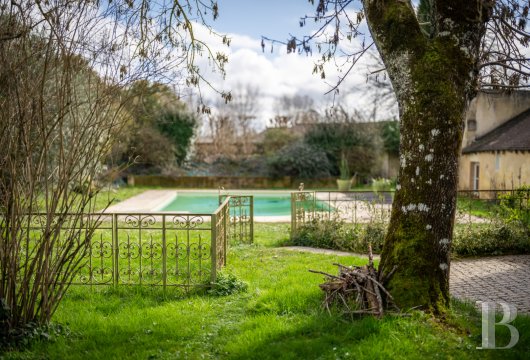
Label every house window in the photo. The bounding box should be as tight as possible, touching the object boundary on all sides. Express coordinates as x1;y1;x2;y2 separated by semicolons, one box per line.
471;162;480;191
467;119;477;131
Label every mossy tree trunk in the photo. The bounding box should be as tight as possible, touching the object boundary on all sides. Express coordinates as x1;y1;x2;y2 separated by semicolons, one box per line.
362;0;490;313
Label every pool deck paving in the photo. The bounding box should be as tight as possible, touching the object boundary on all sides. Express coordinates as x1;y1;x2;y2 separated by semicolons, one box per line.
282;247;530;314
104;190;177;213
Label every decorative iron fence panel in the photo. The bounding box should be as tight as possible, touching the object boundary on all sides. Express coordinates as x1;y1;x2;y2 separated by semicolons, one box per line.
23;214;107;286
290;192;317;238
109;214;215;288
20;207;230;289
214;197;230;269
290;189;530;240
219;195;254;244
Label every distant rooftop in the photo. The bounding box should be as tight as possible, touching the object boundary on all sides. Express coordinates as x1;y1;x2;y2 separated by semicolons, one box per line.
462;107;530;154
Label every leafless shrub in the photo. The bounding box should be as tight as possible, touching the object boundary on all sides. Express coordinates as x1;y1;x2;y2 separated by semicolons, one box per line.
0;0;220;338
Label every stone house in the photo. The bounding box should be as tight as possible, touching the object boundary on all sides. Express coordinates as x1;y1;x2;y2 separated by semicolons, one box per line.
459;91;530;192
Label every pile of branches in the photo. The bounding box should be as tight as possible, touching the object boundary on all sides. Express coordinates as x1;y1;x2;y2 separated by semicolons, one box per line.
310;246;398;318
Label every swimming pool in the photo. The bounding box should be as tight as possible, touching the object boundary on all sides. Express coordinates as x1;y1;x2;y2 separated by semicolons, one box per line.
161;192;295;216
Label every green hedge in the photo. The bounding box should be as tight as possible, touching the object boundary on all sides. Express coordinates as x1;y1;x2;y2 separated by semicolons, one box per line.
452;223;530;256
290;220;530;257
289;219;386;254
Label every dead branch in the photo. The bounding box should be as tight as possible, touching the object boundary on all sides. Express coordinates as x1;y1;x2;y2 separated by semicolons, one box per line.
310;244;398;318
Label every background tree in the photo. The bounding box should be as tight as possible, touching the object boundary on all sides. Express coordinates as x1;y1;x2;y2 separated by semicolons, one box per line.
304;108;381;181
278;0;529;313
260;128;301;156
112;81;198;172
363;51;399;120
224;84;261;156
196;84;261;162
269;94;318;128
157;109;198;166
201;113;239;161
268;141;333;179
381;120;400;157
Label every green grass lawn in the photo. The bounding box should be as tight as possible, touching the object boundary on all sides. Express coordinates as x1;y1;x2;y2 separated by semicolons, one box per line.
4;188;528;359
4;227;529;359
456;197;501;219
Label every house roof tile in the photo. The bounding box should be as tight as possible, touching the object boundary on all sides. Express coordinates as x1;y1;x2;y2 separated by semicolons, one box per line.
462;108;530;154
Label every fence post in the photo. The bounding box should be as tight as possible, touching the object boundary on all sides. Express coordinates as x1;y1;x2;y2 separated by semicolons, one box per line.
328;191;331;220
313;191;317;221
290;193;296;239
211;213;217;285
249;196;254;244
112;213;118;287
223;203;228;266
162;215;167;291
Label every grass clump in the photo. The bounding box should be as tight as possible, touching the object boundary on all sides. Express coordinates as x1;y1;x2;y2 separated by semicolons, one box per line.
208;273;248;296
371;177;394;192
499;186;530;234
1;321;72;351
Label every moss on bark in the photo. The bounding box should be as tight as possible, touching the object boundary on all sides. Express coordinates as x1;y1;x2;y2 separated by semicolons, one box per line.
363;0;486;314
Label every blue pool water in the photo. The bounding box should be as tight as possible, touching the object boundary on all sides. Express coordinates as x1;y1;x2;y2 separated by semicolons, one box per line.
161;192;298;216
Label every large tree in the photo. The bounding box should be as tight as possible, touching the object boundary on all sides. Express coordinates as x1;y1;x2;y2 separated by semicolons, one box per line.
365;0;487;313
278;0;529;313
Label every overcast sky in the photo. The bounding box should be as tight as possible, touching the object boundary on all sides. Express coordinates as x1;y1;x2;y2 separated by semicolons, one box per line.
189;0;398;129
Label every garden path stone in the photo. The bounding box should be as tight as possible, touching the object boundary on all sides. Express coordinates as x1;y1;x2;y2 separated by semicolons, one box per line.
282;247;530;314
451;255;530;314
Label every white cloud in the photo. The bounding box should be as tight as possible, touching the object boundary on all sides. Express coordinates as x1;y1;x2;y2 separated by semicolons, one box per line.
187;22;397;128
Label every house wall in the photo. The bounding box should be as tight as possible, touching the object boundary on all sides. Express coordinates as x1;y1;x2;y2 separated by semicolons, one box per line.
463;91;530;147
459;151;530;191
